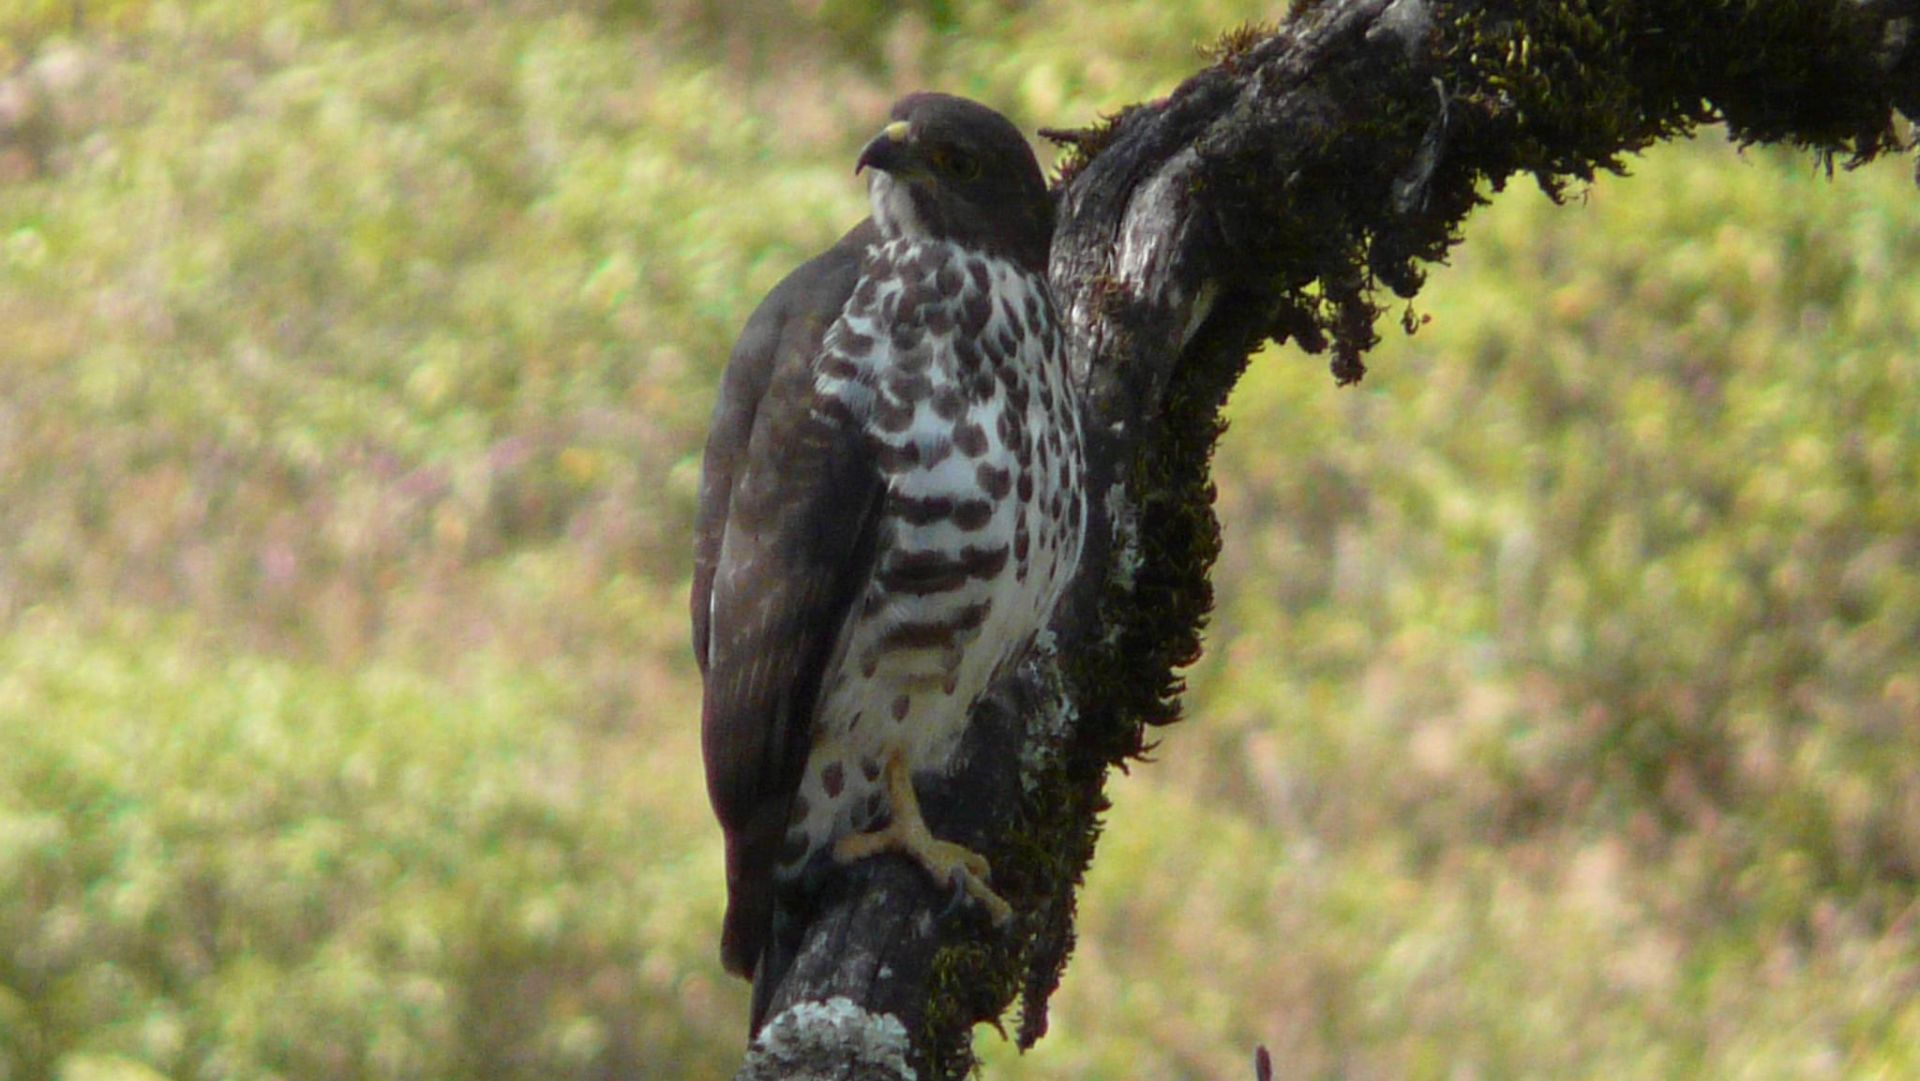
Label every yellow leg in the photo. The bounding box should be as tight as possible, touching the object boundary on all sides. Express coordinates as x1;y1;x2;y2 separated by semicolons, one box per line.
832;749;1013;925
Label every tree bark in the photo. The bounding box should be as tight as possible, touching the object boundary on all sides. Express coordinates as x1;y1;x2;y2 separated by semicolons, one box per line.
736;0;1920;1076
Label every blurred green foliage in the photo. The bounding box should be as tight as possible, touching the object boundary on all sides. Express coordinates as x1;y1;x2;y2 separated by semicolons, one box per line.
1088;140;1920;1080
0;1;1916;1079
0;611;734;1080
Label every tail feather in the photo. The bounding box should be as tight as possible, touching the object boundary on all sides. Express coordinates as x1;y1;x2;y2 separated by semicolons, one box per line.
719;809;783;978
747;910;801;1034
722;804;808;1035
726;858;802;1035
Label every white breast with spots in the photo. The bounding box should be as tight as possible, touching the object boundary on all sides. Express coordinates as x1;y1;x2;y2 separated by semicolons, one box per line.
781;236;1085;867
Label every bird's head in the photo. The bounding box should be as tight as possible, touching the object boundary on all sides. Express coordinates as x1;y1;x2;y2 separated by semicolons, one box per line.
856;93;1053;272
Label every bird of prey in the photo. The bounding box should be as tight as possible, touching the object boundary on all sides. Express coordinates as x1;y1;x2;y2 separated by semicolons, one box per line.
690;92;1086;1030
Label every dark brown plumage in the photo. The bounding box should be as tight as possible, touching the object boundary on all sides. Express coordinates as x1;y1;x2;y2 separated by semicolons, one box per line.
691;93;1084;1032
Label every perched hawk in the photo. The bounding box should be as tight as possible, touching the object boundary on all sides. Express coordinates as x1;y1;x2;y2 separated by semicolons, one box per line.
691;93;1086;1029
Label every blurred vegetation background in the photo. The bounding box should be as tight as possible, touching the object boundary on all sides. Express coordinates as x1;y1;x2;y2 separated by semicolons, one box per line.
1;2;1917;1079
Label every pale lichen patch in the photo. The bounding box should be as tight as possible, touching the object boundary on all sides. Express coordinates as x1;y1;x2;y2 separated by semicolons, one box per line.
1103;480;1142;596
741;997;917;1081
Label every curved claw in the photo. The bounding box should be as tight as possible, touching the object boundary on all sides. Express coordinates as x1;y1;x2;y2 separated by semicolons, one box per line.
938;868;970;921
831;749;1014;926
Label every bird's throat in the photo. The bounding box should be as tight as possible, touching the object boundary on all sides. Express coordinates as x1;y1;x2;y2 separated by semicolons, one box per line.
869;171;934;242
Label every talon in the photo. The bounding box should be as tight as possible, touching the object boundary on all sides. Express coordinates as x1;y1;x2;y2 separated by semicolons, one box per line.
939;869;970;921
830;749;1014;926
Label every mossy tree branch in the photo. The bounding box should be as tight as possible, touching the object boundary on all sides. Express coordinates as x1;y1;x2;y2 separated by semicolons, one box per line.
733;0;1920;1076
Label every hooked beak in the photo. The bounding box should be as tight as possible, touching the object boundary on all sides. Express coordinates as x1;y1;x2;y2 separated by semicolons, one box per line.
855;120;913;176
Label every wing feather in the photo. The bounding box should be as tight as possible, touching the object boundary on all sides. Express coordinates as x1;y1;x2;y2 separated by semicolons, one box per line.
690;221;882;978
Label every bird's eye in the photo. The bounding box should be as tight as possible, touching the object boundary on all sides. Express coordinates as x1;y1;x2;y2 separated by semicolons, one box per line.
932;147;981;181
